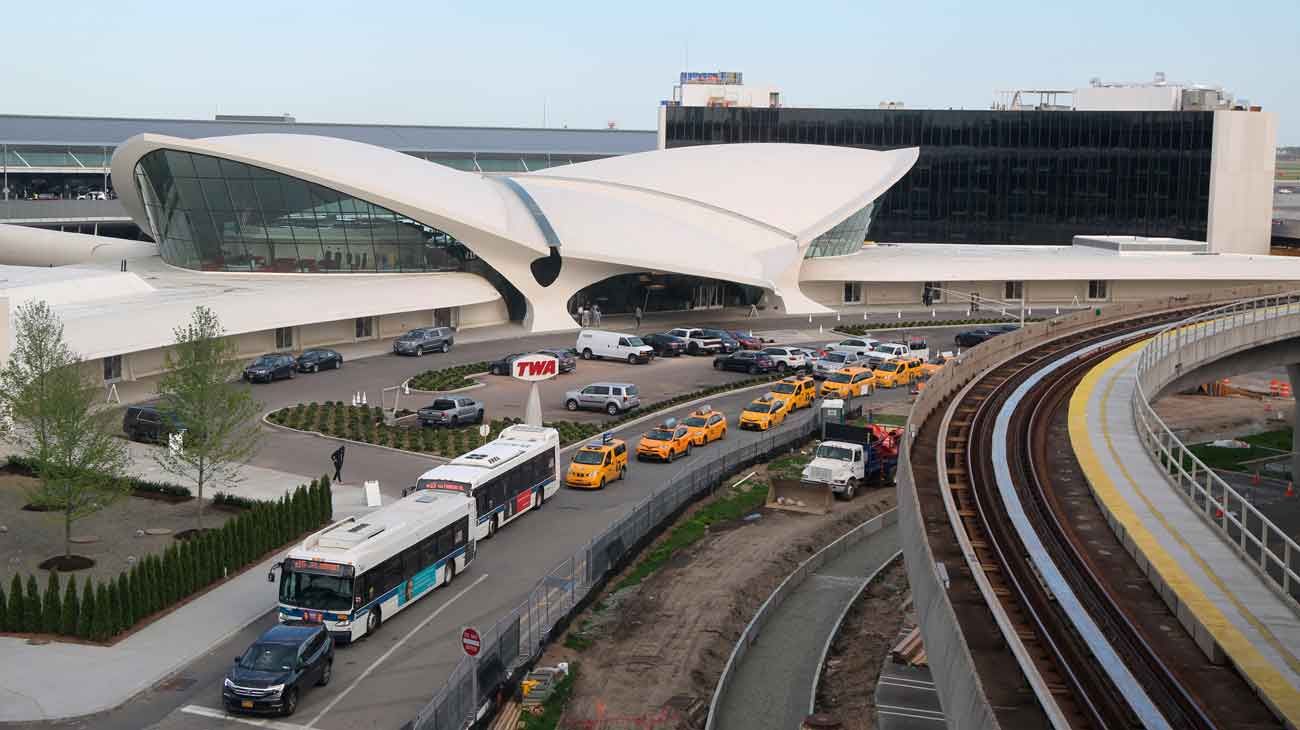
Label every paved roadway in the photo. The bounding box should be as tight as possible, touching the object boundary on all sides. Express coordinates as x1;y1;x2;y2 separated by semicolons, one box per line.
35;325;967;730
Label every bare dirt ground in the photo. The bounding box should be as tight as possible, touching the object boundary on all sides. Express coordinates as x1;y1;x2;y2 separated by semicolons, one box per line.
1155;391;1293;444
539;458;898;730
814;561;910;730
0;470;235;584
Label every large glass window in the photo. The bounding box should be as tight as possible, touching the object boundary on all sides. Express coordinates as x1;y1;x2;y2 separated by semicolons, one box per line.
133;149;474;274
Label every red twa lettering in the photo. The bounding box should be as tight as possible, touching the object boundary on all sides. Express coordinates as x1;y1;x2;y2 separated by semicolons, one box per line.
516;360;557;377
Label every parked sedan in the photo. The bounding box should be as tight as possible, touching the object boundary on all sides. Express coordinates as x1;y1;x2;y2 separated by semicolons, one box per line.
418;397;484;427
392;326;454;356
728;330;764;350
243;353;297;383
700;328;740;353
642;332;687;357
713;350;777;374
954;329;999;348
488;352;529;376
296;348;342;373
537;348;577;373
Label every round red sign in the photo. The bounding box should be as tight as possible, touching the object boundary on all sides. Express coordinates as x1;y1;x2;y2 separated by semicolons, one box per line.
461;627;482;657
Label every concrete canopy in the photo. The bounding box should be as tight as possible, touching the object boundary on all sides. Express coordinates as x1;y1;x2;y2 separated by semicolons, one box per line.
111;133;918;331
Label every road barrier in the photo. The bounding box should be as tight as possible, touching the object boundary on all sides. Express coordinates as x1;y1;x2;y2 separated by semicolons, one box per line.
411;417;821;730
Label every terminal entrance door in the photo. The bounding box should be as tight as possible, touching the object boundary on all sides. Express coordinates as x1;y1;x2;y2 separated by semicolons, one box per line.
692;282;724;310
434;307;457;328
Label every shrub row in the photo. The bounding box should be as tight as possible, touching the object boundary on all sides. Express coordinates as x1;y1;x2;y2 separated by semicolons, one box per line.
0;477;333;642
6;456;193;500
834;316;1046;337
408;361;490;392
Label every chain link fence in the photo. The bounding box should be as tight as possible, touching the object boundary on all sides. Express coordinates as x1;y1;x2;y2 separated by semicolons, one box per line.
410;417;819;730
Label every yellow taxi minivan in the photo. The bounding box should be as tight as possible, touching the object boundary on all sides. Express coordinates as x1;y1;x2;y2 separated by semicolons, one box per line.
681;406;728;446
874;358;924;388
636;419;694;462
768;375;817;411
819;366;876;399
565;435;628;489
739;394;791;431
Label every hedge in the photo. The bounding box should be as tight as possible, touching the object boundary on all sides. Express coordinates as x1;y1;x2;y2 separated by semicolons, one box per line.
833;316;1046;337
407;361;490;392
0;476;333;642
268;373;783;458
5;456;193;500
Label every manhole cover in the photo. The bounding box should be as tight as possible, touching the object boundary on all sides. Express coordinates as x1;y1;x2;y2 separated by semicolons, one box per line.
144;528;172;536
154;675;198;692
68;535;99;544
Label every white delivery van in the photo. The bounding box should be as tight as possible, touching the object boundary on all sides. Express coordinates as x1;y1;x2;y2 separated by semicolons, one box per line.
575;330;655;364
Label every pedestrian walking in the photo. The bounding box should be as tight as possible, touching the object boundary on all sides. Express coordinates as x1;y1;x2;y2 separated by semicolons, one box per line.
634;305;643;330
331;445;346;483
593;305;602;327
748;302;758;318
579;306;590;327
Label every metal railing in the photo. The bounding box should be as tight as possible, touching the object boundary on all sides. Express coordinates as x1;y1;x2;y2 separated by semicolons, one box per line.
411;417;820;730
1132;291;1300;610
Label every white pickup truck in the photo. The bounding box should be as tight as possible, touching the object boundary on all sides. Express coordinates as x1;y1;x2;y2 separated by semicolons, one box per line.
666;327;723;355
866;338;930;368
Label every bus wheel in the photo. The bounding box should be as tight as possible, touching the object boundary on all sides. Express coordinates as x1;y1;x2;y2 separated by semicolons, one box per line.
366;609;381;638
487;515;498;539
445;560;456;585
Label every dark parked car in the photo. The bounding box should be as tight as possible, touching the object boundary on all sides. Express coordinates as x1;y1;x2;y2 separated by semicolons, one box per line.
122;405;183;443
223;622;333;717
700;328;740;353
642;332;687;357
392;326;455;356
296;348;342;373
713;350;777;374
537;348;577;373
244;354;297;383
418;397;485;427
954;329;999;348
728;330;763;350
488;352;528;376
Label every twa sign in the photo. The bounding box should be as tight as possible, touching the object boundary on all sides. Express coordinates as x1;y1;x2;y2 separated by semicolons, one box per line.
512;353;559;382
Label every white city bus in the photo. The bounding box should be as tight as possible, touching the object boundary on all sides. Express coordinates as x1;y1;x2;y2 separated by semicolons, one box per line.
414;424;560;541
274;489;475;643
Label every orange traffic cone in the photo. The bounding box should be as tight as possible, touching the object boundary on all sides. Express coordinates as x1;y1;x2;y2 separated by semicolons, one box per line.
1287;482;1296;498
1215;505;1224;519
1252;471;1261;486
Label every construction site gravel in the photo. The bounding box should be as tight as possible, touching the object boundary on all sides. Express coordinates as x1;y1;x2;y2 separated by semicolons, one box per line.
541;457;899;730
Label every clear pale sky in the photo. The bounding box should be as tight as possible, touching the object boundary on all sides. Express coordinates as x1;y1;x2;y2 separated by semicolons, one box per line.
7;0;1298;143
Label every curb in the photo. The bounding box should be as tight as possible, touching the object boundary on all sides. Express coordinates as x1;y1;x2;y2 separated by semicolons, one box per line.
808;549;903;714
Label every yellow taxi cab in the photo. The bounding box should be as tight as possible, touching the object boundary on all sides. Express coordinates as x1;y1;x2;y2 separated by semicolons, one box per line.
565;435;628;489
874;357;924;388
819;366;876;399
681;406;728;446
636;419;694;462
768;375;817;411
919;352;955;378
738;394;792;431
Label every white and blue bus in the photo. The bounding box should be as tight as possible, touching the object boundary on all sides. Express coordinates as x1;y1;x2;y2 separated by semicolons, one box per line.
414;424;560;541
273;489;475;643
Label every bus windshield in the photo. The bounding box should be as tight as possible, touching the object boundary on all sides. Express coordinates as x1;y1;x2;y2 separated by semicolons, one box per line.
279;569;354;611
572;449;605;465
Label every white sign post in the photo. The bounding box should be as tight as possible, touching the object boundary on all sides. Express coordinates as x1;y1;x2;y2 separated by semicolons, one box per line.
510;353;559;427
478;422;491;446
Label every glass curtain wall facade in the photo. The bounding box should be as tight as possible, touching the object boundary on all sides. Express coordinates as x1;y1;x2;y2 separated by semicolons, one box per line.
134;149;472;273
805;203;874;258
665;107;1214;244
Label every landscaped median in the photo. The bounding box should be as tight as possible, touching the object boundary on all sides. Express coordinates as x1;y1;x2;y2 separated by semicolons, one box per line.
265;373;786;457
407;361;490;392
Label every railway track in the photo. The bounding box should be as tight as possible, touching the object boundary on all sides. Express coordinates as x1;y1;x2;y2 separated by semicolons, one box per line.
937;310;1279;730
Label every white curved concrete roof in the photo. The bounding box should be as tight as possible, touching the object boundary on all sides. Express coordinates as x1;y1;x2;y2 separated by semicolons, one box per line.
0;224;158;267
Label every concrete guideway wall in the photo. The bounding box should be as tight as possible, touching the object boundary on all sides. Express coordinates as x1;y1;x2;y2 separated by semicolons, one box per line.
897;281;1296;730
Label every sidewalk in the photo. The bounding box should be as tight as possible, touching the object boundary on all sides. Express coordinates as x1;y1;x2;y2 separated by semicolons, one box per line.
715;521;900;730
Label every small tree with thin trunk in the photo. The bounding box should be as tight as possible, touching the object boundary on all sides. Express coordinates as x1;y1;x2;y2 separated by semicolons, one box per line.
0;301;132;561
153;306;260;532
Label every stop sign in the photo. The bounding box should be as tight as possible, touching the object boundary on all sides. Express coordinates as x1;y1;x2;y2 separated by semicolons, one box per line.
461;627;481;657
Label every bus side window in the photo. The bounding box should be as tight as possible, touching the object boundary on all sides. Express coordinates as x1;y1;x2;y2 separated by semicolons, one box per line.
420;535;438;568
455;518;467;547
402;549;420;580
437;527;454;558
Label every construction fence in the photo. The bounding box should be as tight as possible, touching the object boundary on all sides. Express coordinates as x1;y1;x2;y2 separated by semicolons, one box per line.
410;416;821;730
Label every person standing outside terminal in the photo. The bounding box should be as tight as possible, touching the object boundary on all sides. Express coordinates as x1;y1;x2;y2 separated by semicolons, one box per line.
331;445;346;483
593;305;602;327
579;306;590;327
634;305;643;330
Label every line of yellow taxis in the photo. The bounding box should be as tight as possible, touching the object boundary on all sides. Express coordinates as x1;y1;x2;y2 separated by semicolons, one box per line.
564;360;938;490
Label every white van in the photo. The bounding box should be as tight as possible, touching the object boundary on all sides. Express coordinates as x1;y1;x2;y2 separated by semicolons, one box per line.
576;330;655;364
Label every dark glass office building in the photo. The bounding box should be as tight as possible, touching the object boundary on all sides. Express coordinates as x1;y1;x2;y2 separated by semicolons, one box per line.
664;107;1215;244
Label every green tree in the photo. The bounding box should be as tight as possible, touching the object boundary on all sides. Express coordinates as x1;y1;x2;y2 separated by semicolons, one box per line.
0;301;132;558
78;577;96;639
24;575;42;632
92;582;110;641
153;306;261;532
0;581;7;631
42;572;61;634
130;564;146;621
61;576;79;636
320;474;333;523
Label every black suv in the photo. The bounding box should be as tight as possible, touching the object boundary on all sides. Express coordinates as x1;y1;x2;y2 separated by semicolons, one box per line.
244;354;297;383
713;350;777;374
642;333;686;357
223;622;333;717
122;405;183;443
392;326;454;356
296;348;342;373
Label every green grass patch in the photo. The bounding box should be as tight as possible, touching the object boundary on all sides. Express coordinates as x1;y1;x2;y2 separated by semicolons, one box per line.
562;620;595;651
407;361;489;391
520;664;578;730
849;412;908;427
1187;428;1292;472
768;452;811;480
615;480;770;591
